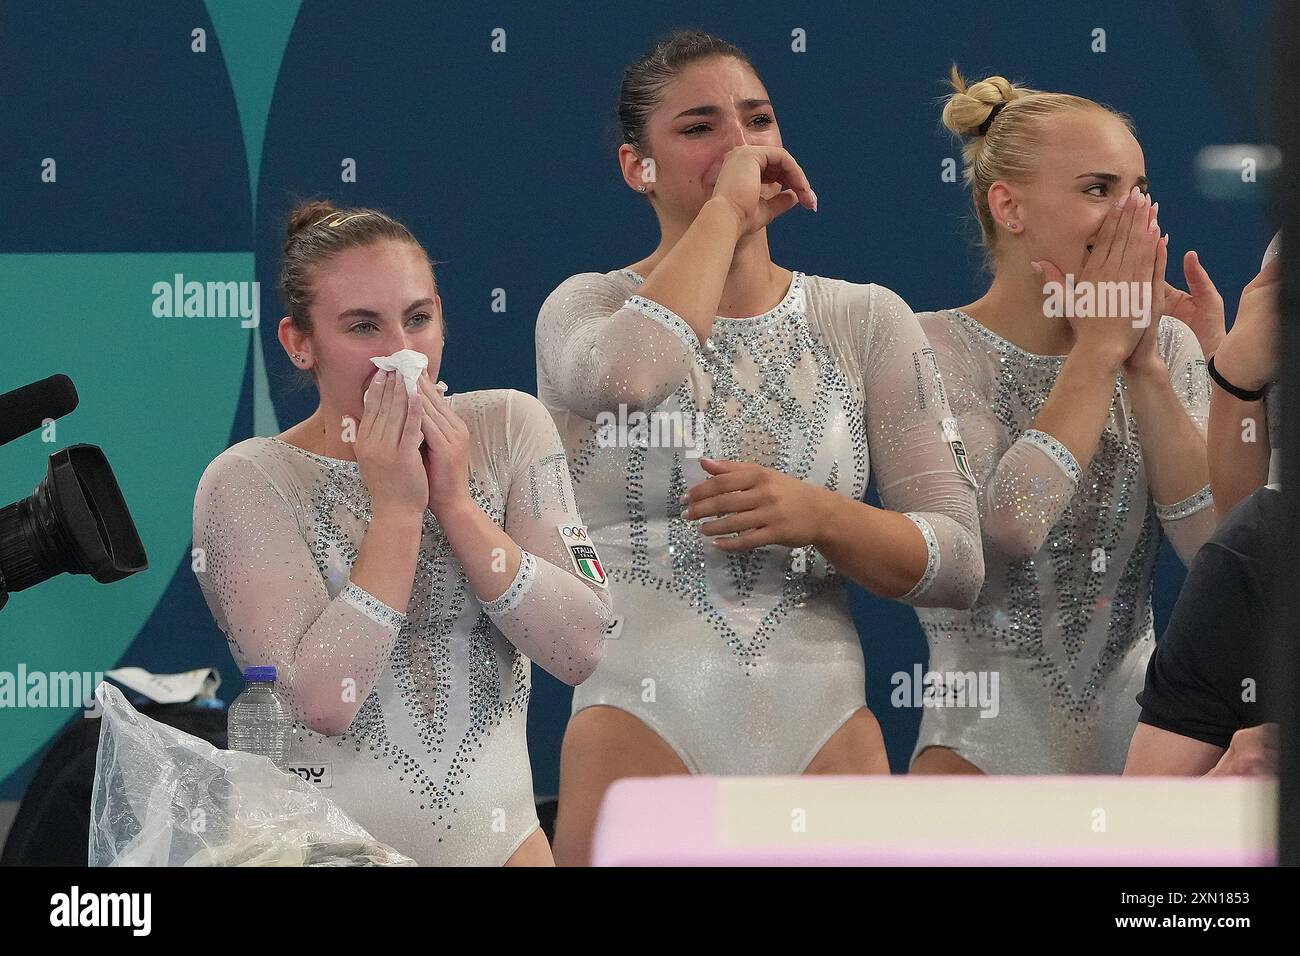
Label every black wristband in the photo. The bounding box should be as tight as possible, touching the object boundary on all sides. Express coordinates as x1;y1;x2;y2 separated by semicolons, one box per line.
1207;354;1267;401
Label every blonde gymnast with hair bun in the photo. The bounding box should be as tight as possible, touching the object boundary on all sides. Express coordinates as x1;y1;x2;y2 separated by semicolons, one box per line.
910;69;1218;775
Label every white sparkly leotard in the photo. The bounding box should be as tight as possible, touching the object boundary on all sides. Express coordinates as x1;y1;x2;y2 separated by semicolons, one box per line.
535;269;983;774
193;388;612;865
913;310;1216;774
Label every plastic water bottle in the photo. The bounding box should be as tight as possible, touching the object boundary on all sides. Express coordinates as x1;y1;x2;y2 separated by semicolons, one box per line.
227;665;294;769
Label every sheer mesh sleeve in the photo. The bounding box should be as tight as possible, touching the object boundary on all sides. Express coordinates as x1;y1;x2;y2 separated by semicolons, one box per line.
476;390;613;684
535;272;699;420
1154;316;1215;563
919;312;1084;562
859;287;984;609
193;452;405;737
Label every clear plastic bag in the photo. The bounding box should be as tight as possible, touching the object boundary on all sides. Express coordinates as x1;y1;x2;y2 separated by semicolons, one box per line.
89;681;416;866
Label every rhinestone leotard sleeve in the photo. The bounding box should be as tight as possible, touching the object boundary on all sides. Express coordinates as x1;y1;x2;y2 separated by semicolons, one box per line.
192;450;406;737
1153;317;1215;563
859;285;984;609
535;272;700;420
920;312;1092;561
473;391;613;684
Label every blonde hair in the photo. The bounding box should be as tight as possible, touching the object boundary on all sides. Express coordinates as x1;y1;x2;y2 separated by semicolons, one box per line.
941;65;1135;265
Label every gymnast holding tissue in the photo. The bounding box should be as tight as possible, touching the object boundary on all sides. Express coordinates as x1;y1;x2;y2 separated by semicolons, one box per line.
191;201;612;866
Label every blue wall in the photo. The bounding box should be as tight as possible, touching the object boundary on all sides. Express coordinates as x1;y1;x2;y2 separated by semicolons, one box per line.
0;0;1277;799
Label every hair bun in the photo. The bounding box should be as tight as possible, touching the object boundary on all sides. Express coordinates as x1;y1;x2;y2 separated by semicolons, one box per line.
942;66;1026;139
285;199;339;246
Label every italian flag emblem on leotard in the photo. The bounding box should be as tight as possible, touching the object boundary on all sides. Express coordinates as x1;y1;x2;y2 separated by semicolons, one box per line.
573;546;606;585
942;417;978;489
557;523;609;588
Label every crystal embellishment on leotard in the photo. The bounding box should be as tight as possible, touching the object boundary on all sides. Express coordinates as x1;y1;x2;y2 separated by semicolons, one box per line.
625;294;698;353
536;271;984;773
599;271;865;669
1154;484;1214;522
194;384;618;862
480;550;539;616
1020;428;1082;484
900;512;941;600
209;444;519;850
910;307;1213;771
339;580;406;631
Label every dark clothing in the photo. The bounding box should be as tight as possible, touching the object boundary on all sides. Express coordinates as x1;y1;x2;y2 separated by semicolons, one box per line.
1136;487;1281;749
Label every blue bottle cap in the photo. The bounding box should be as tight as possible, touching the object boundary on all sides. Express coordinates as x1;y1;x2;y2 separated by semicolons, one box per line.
242;665;278;682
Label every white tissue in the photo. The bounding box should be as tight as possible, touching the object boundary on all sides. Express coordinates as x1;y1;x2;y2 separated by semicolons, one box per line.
370;349;428;396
